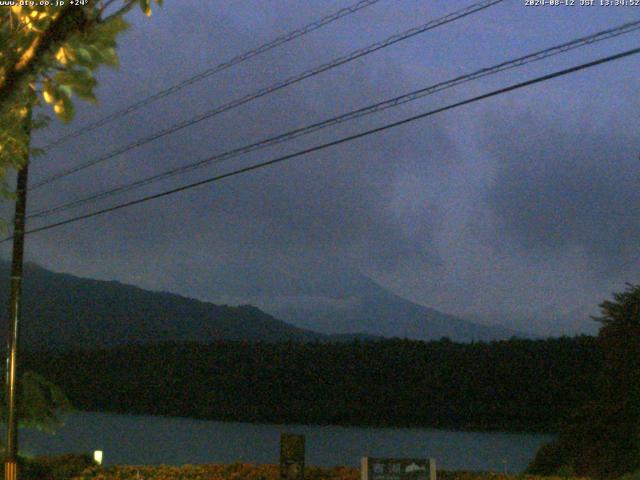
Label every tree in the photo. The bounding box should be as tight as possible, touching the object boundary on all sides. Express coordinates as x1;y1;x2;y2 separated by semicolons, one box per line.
0;0;163;196
0;371;72;435
0;0;162;460
527;284;640;479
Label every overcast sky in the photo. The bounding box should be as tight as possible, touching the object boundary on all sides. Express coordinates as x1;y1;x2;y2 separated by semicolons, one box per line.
3;0;639;336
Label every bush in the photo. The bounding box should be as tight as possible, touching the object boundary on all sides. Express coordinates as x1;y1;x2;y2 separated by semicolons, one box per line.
526;441;571;475
0;453;96;480
36;453;96;479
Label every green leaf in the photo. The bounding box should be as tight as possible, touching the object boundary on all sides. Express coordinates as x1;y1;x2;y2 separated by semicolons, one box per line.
60;99;74;123
139;0;152;16
74;47;95;66
72;83;97;103
100;47;119;67
56;68;96;89
58;83;73;99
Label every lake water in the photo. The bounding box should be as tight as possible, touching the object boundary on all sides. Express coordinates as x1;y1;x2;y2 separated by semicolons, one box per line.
20;411;553;473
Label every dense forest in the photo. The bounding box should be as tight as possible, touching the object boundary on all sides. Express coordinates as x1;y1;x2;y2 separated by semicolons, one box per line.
24;335;600;433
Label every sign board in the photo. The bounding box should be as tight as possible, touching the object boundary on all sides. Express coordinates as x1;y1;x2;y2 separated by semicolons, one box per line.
280;433;305;480
361;457;436;480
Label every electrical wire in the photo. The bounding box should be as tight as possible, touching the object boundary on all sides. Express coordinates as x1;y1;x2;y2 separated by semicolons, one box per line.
37;0;384;151
31;0;505;190
8;45;639;242
28;19;640;220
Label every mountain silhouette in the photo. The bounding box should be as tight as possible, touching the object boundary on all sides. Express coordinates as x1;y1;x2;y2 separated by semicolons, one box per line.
0;261;525;349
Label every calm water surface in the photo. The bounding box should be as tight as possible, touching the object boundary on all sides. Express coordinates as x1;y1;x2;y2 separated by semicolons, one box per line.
20;412;552;472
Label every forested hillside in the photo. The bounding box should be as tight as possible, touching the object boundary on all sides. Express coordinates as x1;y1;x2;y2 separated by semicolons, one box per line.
24;336;600;432
0;262;329;348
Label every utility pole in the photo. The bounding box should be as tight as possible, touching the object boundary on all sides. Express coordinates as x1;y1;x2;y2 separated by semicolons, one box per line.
4;105;32;480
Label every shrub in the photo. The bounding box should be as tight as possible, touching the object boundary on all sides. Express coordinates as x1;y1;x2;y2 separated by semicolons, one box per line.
0;453;96;480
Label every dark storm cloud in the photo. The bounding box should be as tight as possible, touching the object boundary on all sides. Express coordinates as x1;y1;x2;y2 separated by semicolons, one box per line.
482;107;639;274
22;0;462;292
22;99;456;301
4;0;638;336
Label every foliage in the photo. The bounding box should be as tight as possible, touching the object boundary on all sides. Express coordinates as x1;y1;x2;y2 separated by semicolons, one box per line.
61;463;590;480
0;371;73;433
0;453;94;480
616;472;640;480
24;336;601;433
0;0;162;196
527;285;640;479
526;442;573;478
33;453;96;480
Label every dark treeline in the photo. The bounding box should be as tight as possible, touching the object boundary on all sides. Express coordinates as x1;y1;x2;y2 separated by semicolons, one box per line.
24;336;600;432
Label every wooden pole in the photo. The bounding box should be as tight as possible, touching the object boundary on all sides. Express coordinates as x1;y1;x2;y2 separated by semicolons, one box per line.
4;105;31;480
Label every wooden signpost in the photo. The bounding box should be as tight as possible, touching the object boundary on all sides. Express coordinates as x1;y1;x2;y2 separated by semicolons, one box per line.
361;457;436;480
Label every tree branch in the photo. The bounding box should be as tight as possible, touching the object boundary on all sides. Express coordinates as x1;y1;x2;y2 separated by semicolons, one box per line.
0;6;89;110
98;0;121;18
101;0;137;23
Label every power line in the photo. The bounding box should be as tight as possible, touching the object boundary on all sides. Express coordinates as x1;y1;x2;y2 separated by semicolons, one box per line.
37;0;384;151
9;46;639;242
28;19;640;220
31;0;505;190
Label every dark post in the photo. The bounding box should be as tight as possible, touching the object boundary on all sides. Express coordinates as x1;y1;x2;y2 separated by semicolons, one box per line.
280;433;305;480
4;107;31;480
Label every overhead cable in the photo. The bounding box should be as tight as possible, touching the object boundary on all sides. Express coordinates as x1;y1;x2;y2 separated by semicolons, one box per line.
10;46;639;241
28;19;640;220
38;0;384;151
31;0;505;190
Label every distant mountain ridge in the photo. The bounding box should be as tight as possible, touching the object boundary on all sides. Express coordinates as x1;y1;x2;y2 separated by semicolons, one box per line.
266;275;526;342
0;262;527;349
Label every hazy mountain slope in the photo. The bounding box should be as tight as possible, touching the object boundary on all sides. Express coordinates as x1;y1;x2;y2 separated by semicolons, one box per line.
268;275;526;342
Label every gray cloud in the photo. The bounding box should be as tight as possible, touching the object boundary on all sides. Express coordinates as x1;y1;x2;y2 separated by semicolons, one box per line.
481;106;639;275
